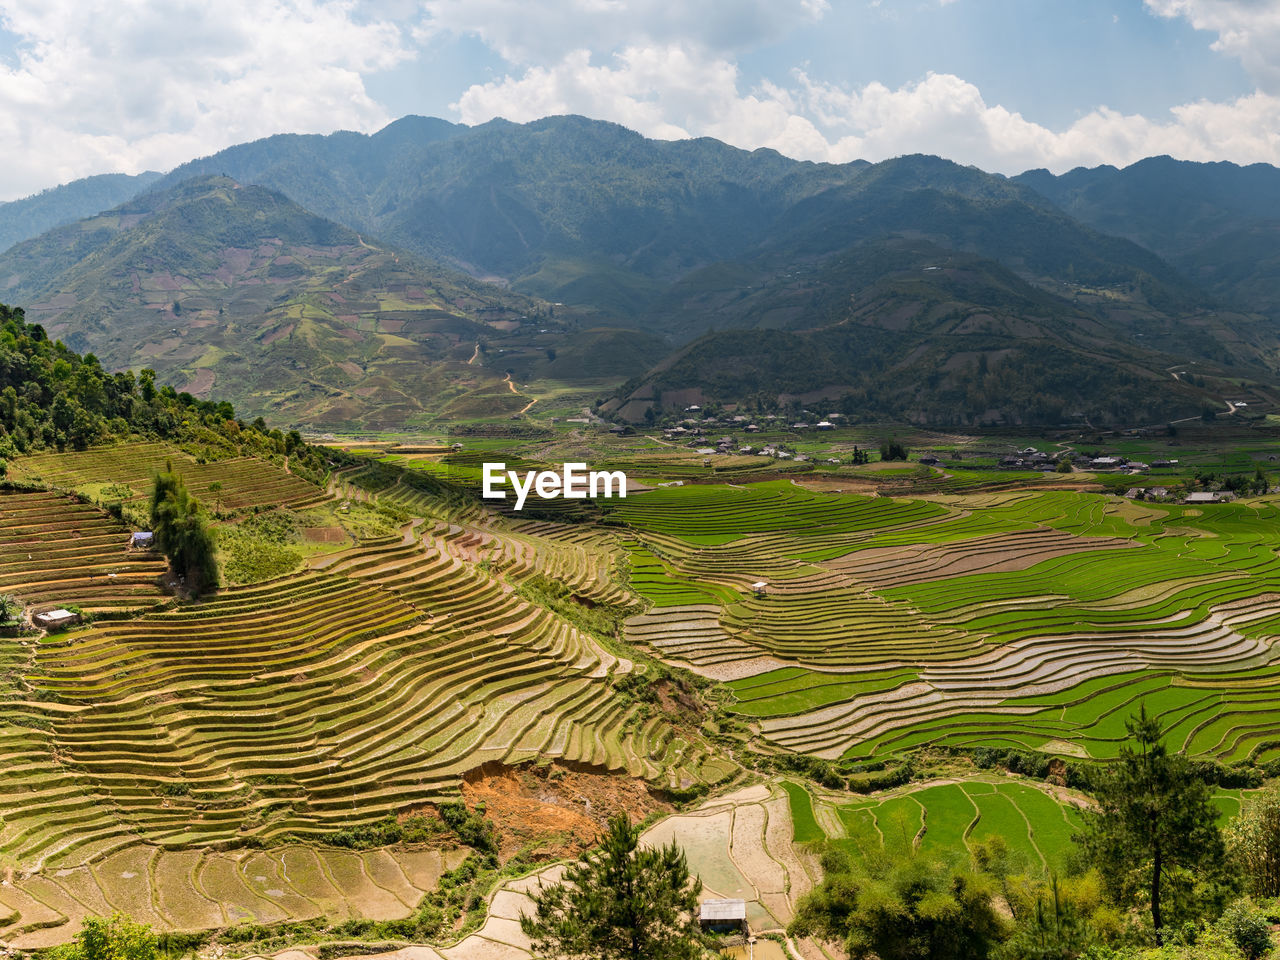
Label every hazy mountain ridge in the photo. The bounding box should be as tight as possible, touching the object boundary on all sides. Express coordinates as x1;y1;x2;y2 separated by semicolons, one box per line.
5;117;1280;427
608;238;1264;426
0;171;163;255
0;175;601;428
1014;157;1280;317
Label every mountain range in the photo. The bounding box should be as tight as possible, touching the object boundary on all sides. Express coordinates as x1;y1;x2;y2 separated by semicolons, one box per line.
4;116;1280;428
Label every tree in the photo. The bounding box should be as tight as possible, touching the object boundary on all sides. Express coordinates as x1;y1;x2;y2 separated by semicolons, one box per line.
55;914;156;960
790;845;1006;960
1080;706;1225;943
0;593;21;626
1227;785;1280;897
150;469;218;597
879;440;908;462
520;814;705;960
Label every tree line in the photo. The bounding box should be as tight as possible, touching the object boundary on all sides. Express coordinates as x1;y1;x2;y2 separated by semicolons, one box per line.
0;302;330;487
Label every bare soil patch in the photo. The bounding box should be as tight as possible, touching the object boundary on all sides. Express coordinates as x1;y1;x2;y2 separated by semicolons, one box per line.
460;762;672;862
180;369;215;397
303;526;346;543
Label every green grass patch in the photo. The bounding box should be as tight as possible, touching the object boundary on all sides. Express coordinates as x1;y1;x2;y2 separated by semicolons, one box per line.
781;780;825;844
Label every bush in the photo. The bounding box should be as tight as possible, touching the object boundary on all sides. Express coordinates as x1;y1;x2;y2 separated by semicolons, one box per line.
1216;899;1273;960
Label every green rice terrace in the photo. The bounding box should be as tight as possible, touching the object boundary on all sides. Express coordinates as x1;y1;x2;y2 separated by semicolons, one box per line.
6;436;1280;953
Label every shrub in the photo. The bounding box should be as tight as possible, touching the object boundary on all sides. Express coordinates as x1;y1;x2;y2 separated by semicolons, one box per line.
1215;899;1273;960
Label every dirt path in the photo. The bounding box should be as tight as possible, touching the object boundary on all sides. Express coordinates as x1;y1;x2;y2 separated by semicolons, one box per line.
468;342;480;365
516;397;537;415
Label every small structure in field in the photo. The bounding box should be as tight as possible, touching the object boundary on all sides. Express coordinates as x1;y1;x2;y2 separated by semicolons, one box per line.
130;531;155;549
1185;491;1236;504
34;609;79;632
752;581;768;598
700;898;747;935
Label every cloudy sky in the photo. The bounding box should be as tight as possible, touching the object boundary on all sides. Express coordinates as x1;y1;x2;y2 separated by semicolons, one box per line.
0;0;1274;200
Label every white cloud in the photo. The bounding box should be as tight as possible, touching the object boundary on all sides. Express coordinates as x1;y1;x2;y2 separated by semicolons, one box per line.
418;0;827;65
1145;0;1280;93
454;45;1280;174
0;0;410;200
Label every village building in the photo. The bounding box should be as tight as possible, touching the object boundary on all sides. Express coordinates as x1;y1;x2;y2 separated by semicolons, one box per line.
34;609;79;631
700;899;747;935
1185;491;1237;503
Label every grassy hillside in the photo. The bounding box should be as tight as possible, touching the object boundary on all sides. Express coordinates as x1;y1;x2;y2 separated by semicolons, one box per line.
0;170;161;254
611;239;1258;426
1016;157;1280;316
0;175;659;428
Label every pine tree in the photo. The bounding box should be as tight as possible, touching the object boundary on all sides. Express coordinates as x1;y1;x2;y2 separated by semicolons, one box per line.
520;814;705;960
1081;705;1225;942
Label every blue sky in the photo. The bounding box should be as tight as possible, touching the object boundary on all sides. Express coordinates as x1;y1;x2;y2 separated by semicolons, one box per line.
372;0;1255;131
0;0;1274;200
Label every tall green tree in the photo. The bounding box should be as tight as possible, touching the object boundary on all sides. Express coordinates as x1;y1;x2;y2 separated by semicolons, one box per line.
1080;706;1225;943
789;846;1006;960
520;814;705;960
1227;785;1280;897
150;468;218;596
54;914;156;960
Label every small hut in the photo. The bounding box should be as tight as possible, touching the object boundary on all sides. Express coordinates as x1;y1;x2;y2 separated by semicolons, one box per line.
699;899;747;935
752;581;768;599
34;609;79;632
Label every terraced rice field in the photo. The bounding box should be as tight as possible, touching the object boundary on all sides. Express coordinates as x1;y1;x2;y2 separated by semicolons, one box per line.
0;526;730;875
14;441;327;512
332;782;825;960
616;482;1280;761
0;843;468;949
17;445;1280;949
0;445;753;946
787;775;1088;875
0;489;167;615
